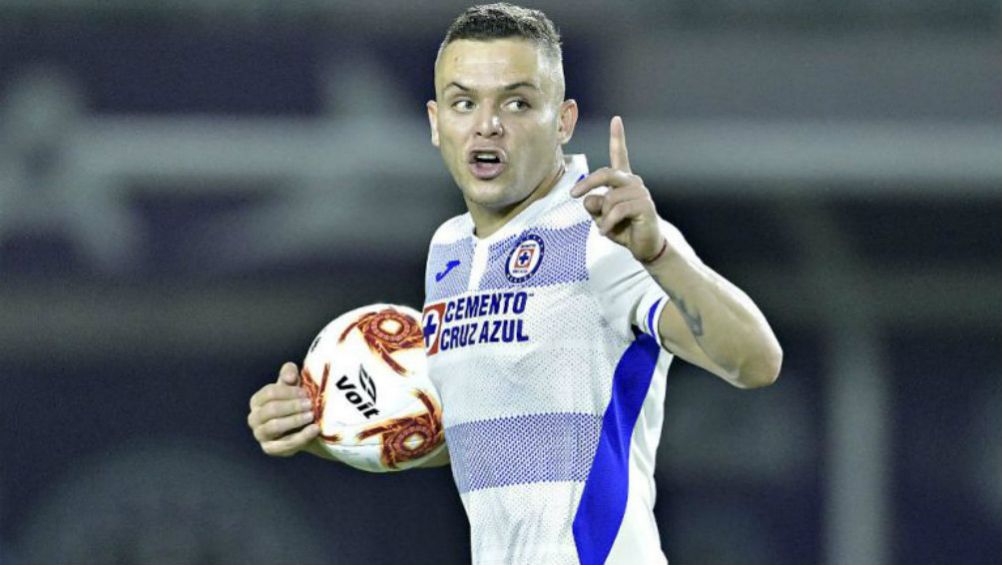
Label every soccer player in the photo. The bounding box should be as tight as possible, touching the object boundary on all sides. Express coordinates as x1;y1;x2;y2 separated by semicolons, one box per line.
247;4;782;564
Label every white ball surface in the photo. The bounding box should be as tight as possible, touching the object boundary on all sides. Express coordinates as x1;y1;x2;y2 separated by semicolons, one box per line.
300;304;445;472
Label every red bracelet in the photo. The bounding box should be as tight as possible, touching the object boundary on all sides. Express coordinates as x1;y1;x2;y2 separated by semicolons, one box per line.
641;238;669;264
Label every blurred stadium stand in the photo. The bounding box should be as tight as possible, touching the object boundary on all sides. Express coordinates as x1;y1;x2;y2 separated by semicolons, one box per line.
1;1;1000;564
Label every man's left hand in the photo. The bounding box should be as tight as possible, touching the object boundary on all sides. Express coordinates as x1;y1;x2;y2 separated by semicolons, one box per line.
570;116;664;263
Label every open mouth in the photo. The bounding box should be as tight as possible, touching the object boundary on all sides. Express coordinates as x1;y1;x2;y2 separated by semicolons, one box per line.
468;149;507;180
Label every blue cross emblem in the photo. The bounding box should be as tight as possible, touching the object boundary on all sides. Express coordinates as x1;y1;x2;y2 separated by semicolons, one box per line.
423;314;438;347
518;251;531;265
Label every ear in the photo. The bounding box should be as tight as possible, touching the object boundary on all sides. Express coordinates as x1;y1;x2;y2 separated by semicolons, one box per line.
557;99;578;145
427;100;440;147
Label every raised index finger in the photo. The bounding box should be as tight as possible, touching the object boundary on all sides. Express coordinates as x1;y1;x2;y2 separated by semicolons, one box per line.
610;116;631;174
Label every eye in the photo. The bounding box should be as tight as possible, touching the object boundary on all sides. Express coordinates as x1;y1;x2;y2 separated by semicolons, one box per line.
451;99;474;112
504;99;530;112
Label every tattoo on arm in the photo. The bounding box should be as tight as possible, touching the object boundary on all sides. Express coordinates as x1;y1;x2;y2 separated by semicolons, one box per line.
671;295;704;337
652;272;704;338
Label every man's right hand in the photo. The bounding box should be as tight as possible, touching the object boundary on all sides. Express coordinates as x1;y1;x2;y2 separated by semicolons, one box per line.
248;362;321;457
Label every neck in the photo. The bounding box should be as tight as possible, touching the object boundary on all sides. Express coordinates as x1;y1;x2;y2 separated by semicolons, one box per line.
469;159;566;239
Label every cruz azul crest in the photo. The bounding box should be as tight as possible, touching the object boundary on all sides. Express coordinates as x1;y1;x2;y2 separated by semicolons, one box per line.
506;233;545;283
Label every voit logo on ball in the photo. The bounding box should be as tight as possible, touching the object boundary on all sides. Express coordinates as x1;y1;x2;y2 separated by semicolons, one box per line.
336;364;379;419
506;233;545;283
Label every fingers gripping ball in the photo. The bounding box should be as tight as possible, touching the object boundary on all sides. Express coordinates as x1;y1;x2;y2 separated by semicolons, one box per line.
300;304;445;472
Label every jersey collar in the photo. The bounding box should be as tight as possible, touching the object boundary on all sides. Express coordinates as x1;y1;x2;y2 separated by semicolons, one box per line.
467;154;590;244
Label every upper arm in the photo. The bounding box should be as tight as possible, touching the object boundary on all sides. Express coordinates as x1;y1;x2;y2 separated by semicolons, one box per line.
657;301;741;385
655;259;778;389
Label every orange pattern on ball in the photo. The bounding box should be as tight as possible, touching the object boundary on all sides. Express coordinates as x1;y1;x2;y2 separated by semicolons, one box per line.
300;362;341;443
339;308;423;375
356;390;444;470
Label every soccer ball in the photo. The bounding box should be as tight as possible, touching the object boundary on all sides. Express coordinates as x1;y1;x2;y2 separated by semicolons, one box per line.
300;303;445;472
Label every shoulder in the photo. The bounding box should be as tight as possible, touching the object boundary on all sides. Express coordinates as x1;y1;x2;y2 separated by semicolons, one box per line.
533;189;592;232
585;219;633;272
429;213;473;247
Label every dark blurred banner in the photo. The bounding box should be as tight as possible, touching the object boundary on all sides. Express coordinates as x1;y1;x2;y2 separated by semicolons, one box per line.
1;2;1000;564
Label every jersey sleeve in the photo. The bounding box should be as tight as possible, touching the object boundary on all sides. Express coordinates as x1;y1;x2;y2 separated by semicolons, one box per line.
585;219;696;344
423;230;439;301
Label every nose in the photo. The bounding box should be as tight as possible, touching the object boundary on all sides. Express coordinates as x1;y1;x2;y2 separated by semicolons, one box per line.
474;107;503;138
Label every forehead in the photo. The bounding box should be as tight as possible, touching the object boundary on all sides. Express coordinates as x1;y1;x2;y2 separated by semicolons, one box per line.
435;38;554;93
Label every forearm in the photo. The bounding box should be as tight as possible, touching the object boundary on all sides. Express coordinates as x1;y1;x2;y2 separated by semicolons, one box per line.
645;240;782;387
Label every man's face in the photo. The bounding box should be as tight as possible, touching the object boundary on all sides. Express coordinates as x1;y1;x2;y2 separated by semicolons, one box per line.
428;38;576;217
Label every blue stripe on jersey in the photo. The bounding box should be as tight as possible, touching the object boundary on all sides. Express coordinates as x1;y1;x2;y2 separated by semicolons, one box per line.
478;221;591;290
572;334;661;565
445;412;603;494
426;237;475;301
647;298;663;337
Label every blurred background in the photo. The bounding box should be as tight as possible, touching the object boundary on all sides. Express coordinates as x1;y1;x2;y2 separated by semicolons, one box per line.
1;1;1000;564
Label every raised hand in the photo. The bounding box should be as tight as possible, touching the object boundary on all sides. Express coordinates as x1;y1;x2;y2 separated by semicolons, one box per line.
570;116;665;263
247;362;320;457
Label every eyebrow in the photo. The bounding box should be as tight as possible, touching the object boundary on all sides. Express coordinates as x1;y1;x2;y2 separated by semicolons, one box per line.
445;81;541;93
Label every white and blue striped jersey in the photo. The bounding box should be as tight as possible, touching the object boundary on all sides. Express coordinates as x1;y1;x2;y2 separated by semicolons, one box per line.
422;155;673;565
